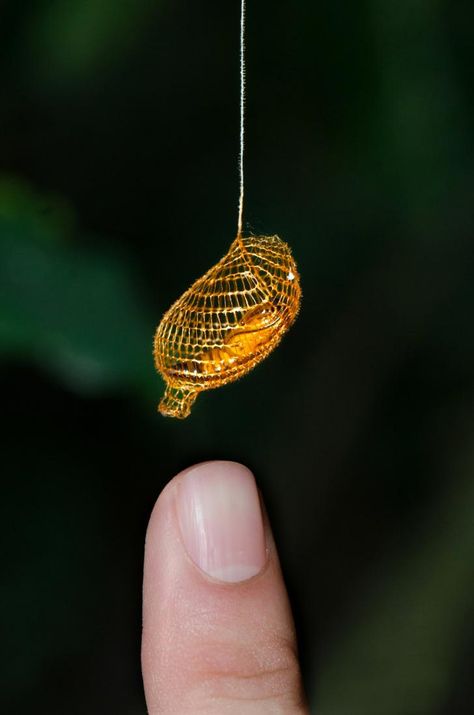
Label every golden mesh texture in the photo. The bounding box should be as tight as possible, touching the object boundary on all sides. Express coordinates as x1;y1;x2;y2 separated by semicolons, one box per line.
153;234;301;418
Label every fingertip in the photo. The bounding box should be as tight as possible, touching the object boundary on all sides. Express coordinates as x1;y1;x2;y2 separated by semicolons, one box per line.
174;460;267;583
142;461;306;713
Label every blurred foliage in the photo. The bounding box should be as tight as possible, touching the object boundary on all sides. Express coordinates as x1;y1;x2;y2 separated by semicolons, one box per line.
0;0;473;713
0;178;156;393
24;0;159;85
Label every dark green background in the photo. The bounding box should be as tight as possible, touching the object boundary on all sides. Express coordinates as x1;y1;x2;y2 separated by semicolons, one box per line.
1;1;473;713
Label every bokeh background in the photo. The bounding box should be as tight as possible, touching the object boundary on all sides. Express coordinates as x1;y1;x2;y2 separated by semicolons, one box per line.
1;1;473;713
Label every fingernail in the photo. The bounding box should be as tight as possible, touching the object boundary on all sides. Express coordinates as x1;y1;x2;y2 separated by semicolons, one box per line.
176;461;266;583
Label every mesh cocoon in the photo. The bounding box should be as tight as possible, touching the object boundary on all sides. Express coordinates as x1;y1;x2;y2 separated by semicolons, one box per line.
154;235;301;418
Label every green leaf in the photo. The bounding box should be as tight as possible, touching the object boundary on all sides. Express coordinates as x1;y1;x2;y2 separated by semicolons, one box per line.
0;206;157;395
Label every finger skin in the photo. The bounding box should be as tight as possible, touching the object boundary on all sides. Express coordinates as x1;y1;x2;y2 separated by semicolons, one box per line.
141;461;308;714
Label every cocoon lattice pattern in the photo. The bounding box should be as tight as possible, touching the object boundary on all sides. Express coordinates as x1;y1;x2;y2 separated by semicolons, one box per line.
154;235;301;418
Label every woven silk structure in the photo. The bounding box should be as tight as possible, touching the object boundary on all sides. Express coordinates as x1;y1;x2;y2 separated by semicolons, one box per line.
154;234;301;418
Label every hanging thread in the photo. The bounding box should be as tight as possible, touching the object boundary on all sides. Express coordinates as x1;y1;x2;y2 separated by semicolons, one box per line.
237;0;246;238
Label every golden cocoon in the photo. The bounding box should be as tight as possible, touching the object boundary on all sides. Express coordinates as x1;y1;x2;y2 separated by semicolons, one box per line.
153;234;301;418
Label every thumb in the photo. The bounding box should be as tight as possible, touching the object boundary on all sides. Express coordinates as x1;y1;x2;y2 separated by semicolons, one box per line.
142;460;308;714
